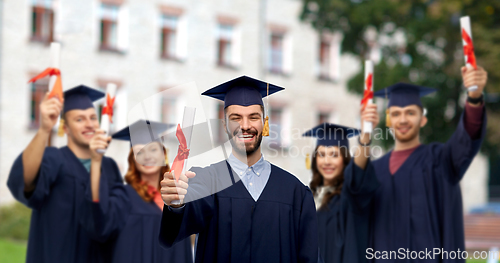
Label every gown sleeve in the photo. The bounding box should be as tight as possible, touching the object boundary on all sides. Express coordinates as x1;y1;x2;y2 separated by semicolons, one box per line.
80;158;130;242
298;187;319;263
342;159;379;214
436;107;486;184
159;165;216;249
7;147;63;210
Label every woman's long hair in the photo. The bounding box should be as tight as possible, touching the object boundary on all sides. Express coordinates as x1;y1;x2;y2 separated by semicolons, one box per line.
309;145;351;211
124;144;170;203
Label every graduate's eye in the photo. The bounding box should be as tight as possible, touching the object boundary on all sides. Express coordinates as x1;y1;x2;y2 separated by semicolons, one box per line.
391;112;400;117
76;118;82;122
91;115;98;120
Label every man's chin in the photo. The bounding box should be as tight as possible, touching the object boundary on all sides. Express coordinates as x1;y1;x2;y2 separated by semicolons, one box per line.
395;132;418;143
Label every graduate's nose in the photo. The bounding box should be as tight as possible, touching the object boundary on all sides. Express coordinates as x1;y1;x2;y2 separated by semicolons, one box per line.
240;117;251;131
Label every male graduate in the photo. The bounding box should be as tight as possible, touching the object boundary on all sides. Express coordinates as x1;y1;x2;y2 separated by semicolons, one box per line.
7;85;126;263
159;76;319;263
368;66;488;263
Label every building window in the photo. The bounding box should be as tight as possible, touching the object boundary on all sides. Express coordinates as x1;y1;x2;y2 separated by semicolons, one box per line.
160;15;178;59
161;96;177;125
100;4;119;51
269;33;284;74
31;0;54;43
319;40;331;80
268;107;283;148
317;112;330;125
217;24;234;67
217;103;227;143
30;81;49;129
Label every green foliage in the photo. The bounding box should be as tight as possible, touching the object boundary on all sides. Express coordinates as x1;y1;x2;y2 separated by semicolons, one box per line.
0;202;31;241
0;239;27;263
301;0;500;153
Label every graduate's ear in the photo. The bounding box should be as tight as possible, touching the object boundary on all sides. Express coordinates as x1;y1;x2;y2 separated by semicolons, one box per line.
420;115;428;128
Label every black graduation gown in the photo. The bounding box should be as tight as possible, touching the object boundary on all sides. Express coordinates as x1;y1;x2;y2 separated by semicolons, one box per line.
369;110;486;263
159;161;319;263
317;160;379;263
7;146;124;263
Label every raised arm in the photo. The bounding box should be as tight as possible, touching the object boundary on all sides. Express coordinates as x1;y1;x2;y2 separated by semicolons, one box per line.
22;93;63;192
440;66;487;183
354;103;379;170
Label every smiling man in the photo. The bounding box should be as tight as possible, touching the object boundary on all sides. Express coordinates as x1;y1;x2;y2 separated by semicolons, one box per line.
7;85;125;263
159;76;319;263
368;66;488;263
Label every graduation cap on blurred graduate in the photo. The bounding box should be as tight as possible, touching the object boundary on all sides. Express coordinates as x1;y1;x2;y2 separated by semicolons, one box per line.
58;85;105;137
112;119;174;147
302;123;361;169
201;75;284;136
112;120;175;165
373;83;436;127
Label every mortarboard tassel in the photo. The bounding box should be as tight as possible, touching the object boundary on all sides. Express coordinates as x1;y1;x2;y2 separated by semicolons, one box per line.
57;119;65;137
305;153;311;170
385;109;392;127
263;116;270;137
262;83;270;137
384;85;391;128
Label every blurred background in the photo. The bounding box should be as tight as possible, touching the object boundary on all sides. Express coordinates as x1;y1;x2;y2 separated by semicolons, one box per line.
0;0;498;262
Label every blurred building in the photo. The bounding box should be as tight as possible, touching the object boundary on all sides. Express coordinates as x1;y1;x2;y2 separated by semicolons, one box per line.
0;0;489;215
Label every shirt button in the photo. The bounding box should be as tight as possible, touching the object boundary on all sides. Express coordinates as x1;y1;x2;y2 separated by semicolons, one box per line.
240;172;243;175
256;172;260;175
249;183;253;186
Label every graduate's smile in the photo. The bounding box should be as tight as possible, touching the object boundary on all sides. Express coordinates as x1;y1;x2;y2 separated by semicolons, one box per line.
396;126;411;134
236;132;256;142
82;130;96;139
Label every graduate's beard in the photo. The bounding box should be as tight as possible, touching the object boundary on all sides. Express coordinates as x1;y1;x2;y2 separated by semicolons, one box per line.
227;127;263;156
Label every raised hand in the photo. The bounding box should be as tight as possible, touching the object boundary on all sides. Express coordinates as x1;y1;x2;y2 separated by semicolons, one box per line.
160;170;196;207
462;65;487;99
39;93;63;134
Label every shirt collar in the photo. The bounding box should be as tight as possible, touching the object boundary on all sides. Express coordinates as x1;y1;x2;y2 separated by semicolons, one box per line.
227;153;267;177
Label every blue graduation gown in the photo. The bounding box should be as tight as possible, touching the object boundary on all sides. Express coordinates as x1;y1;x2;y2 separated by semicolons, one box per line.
159;161;319;263
7;146;124;263
369;110;486;262
103;185;193;263
317;160;379;263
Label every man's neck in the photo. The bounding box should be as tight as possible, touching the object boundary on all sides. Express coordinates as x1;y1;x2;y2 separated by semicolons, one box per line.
394;136;421;151
68;140;91;159
232;148;262;167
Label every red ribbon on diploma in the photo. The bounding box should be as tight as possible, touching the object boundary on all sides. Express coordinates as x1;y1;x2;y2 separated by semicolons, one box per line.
171;124;190;181
101;94;116;123
462;29;477;69
361;73;373;110
28;68;63;101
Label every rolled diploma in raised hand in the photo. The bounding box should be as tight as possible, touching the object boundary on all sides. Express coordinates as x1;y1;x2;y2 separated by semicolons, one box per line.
171;106;196;205
97;83;117;154
362;60;374;134
460;16;478;92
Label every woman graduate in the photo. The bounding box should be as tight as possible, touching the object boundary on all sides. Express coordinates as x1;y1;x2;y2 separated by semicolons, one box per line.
304;104;380;263
87;120;193;263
